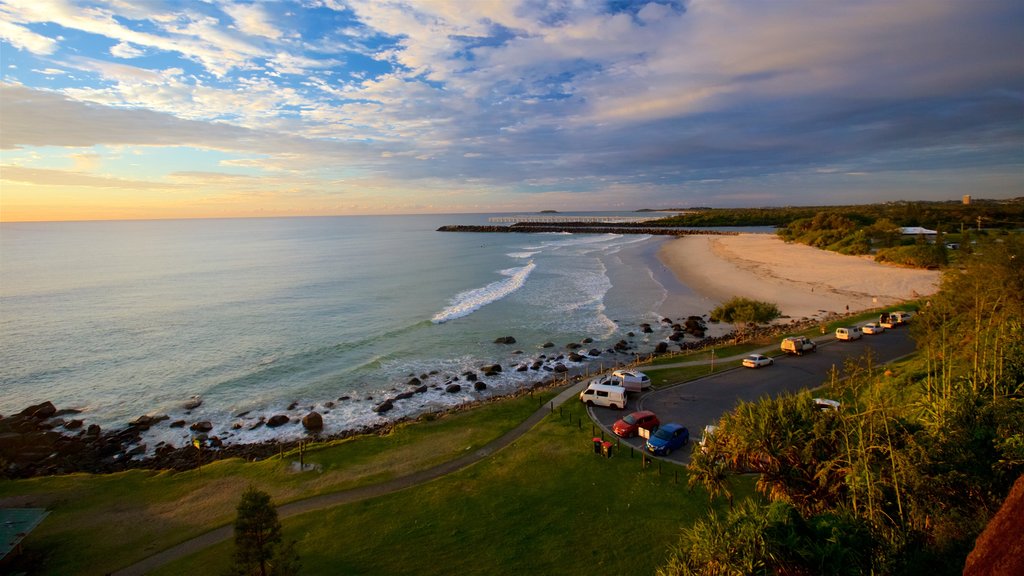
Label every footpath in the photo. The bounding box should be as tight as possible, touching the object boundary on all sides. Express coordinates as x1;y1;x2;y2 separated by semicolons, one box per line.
112;381;590;576
115;335;835;574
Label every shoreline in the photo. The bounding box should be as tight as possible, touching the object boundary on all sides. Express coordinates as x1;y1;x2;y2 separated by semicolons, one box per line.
658;233;941;320
3;232;942;477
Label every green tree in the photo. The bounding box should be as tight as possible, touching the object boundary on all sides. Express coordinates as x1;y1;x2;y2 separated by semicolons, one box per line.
228;486;300;576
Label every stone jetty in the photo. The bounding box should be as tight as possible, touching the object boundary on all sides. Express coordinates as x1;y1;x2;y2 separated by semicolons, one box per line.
437;223;739;236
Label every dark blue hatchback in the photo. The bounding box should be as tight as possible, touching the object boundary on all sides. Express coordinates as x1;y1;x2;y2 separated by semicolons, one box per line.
645;423;689;455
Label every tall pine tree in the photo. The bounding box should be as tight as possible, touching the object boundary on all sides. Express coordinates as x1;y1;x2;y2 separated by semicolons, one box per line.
228;486;300;576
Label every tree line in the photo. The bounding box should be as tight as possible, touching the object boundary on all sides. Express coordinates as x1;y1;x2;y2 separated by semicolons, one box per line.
663;234;1023;576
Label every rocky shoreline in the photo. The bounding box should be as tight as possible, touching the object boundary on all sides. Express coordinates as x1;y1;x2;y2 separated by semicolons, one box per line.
1;314;839;479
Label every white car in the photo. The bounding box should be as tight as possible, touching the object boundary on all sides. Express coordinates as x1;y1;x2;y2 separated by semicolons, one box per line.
814;398;841;411
742;354;774;368
862;322;885;335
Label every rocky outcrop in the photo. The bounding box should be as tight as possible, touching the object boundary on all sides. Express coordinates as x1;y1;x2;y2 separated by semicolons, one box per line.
266;415;290;428
964;474;1024;576
302;412;323;431
189;421;213;433
493;336;516;344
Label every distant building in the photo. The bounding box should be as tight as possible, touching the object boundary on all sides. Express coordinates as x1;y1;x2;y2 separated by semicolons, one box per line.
963;195;972;205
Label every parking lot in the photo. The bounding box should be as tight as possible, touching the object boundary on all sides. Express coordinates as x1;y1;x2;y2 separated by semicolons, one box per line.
586;327;918;464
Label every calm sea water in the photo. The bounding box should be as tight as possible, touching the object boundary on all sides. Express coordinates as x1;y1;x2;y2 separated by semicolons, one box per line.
0;214;717;449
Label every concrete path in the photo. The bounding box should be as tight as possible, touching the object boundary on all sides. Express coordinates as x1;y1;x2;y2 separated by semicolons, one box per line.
112;381;589;576
111;329;863;574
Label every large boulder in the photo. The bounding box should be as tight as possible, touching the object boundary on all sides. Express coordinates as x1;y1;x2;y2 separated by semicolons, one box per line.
189;421;213;433
183;396;202;410
493;336;517;344
373;400;394;414
266;414;290;428
19;401;57;420
654;342;669;354
473;381;487;392
445;384;462;394
302;411;323;431
481;364;502;376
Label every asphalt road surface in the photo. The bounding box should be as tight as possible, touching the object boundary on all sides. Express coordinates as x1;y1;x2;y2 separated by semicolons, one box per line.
587;327;918;464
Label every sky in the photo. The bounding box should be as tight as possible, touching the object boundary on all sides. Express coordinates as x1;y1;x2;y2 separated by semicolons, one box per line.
0;0;1022;221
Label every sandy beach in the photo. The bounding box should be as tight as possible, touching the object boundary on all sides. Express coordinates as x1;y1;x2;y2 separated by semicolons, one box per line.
659;233;942;320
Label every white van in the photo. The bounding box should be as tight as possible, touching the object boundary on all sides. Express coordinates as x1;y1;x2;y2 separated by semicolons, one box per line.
610;370;651;392
835;327;863;341
579;382;627;409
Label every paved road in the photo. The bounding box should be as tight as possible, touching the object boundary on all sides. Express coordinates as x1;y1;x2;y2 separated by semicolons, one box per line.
111;326;914;574
587;327;917;464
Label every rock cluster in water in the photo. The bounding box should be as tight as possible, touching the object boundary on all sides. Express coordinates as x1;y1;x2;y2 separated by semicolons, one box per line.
1;313;841;478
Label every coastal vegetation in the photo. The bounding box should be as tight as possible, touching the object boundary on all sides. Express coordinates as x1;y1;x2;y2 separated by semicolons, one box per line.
651;198;1024;231
650;198;1023;269
708;297;781;328
669;234;1024;575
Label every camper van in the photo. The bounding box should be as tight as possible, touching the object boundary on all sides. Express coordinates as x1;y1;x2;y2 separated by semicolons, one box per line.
835;327;863;341
579;382;627;409
609;370;651;392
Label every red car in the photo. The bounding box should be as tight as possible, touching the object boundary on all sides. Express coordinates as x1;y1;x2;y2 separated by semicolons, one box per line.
612;410;660;438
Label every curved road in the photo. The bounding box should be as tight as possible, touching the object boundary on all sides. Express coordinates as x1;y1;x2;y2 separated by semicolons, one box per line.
115;326;914;574
588;326;916;464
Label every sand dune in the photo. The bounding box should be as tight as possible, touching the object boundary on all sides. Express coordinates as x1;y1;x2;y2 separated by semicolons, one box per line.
658;233;941;320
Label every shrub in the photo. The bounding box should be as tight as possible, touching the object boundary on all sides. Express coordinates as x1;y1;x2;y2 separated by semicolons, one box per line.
710;297;781;326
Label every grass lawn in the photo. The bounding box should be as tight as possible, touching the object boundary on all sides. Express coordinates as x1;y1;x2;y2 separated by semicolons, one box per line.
150;408;755;576
0;391;556;575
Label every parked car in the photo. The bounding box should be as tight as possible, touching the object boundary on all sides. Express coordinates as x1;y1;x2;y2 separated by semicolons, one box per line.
861;322;885;335
781;336;817;355
613;410;660;438
742;354;774;368
699;424;718;453
579;382;627;409
609;369;652;392
646;423;690;455
814;398;841;411
835;326;863;341
880;311;911;328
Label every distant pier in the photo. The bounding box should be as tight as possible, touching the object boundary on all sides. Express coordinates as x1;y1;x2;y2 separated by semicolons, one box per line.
487;215;660;224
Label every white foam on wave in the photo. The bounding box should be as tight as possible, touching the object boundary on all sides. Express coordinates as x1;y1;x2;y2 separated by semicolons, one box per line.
431;261;536;324
507;251;539;259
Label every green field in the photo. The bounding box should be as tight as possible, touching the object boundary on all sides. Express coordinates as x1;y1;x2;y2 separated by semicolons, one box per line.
1;389;754;575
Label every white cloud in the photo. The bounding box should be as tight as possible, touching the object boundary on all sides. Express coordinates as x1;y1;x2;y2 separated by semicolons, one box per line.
222;2;282;40
109;40;144;58
0;19;59;54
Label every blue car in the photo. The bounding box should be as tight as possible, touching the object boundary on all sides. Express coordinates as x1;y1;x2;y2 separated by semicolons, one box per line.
645;423;689;455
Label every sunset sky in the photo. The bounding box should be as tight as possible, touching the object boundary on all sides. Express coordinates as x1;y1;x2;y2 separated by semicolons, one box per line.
1;0;1022;221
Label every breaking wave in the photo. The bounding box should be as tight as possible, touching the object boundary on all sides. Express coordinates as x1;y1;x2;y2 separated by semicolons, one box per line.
431;261;536;323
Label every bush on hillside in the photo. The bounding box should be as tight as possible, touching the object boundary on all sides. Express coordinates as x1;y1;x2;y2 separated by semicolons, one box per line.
709;297;781;326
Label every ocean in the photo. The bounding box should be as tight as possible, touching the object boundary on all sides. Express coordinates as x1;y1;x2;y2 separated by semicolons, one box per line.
0;213;717;450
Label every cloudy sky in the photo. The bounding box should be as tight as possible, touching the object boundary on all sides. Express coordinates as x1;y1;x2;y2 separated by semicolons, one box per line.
1;0;1022;221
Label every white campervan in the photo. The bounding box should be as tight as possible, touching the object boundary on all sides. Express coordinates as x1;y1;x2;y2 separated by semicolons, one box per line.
610;370;652;393
579;382;627;409
835;327;863;341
